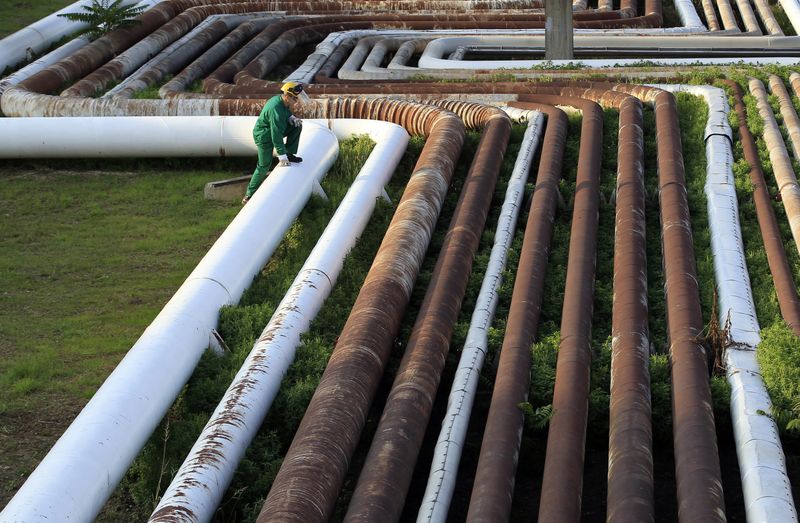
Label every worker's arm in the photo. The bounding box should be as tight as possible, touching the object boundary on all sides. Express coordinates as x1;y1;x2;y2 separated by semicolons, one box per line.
269;105;289;156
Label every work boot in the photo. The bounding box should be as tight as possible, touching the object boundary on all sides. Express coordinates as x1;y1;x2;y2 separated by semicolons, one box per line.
288;154;303;163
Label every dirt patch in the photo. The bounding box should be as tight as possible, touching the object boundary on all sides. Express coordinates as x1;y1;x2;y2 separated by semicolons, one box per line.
0;167;143;180
0;393;83;508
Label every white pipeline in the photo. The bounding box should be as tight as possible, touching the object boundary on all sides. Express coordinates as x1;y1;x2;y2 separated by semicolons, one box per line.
285;22;716;84
149;120;409;523
656;84;797;522
0;0;157;74
417;109;545;523
418;35;800;69
0;116;262;158
779;0;800;35
0;122;339;523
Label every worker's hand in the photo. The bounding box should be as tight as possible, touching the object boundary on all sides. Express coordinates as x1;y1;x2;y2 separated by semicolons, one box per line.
289;115;302;127
278;154;291;167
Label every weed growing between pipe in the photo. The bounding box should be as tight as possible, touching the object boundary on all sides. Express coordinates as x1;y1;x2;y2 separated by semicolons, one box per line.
758;323;800;432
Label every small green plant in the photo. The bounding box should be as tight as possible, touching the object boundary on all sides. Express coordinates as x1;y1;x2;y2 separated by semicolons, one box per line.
57;0;145;40
757;323;800;433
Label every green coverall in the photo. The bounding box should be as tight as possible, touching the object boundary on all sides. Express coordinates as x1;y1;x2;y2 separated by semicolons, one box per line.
245;95;302;198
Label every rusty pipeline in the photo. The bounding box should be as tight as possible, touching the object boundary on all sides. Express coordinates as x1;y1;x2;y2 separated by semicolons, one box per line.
255;97;468;523
537;83;653;522
528;84;652;521
342;101;511;523
12;0;663;100
605;96;652;523
16;0;254;95
463;98;572;523
527;94;603;523
612;83;726;522
720;79;800;336
59;4;283;98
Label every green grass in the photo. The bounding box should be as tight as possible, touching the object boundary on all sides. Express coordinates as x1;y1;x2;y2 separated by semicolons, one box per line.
0;0;75;38
0;163;242;408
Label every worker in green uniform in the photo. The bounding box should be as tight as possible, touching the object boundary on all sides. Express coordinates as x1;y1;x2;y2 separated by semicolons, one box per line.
242;81;309;204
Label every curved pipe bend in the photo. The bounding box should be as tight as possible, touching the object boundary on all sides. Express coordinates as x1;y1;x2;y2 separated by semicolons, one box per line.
343;100;512;523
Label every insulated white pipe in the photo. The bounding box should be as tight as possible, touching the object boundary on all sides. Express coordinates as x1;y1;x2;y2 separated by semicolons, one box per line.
0;122;339;523
0;0;157;74
0;36;89;97
674;0;707;29
418;36;800;69
0;116;262;158
655;84;798;522
749;77;800;255
286;21;715;84
779;0;800;35
148;120;409;523
417;109;546;523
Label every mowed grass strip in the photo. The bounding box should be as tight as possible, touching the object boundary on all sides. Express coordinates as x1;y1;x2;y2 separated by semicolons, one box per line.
0;166;241;413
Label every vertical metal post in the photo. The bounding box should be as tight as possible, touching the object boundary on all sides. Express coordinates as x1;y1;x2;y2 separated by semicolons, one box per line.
545;0;574;60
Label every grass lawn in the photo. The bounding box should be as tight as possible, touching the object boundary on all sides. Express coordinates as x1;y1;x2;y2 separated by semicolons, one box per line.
0;0;76;38
0;160;242;505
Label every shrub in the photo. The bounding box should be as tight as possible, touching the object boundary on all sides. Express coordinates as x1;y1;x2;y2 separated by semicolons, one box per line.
57;0;145;40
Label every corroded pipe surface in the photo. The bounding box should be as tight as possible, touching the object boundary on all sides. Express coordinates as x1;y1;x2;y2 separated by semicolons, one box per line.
701;0;721;31
722;79;800;336
343;101;511;523
60;3;276;97
256;98;466;523
769;75;800;162
750;77;800;256
528;94;602;523
612;83;726;523
529;83;650;523
605;96;652;523
464;97;572;523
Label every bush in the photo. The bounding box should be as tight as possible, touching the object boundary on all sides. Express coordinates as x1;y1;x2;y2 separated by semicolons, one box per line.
57;0;145;40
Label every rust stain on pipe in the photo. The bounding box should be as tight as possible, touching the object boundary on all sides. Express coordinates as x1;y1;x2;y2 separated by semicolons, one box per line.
721;79;800;336
343;101;511;523
530;84;652;521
